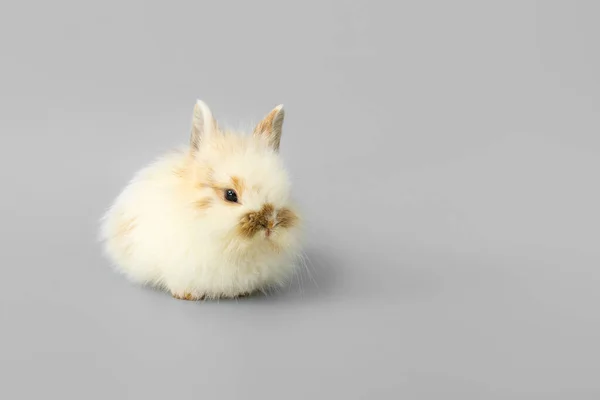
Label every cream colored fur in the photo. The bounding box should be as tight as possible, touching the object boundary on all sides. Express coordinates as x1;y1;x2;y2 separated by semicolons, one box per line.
99;100;302;299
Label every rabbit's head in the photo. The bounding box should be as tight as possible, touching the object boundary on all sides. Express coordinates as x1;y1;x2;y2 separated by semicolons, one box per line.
181;100;302;261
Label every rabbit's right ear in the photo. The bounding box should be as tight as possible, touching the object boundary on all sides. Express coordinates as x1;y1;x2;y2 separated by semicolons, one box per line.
190;99;216;150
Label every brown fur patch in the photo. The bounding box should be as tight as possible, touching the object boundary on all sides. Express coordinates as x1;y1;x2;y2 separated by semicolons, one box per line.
211;187;223;198
231;176;245;198
239;212;266;238
194;197;212;210
276;207;298;228
262;203;274;215
238;203;276;238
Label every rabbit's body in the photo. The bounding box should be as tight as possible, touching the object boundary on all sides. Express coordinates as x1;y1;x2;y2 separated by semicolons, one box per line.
100;101;302;300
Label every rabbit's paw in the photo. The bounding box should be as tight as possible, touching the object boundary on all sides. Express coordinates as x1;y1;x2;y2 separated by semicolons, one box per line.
171;292;205;301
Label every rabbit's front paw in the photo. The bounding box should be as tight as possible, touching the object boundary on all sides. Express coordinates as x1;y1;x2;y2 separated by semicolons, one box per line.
171;291;205;301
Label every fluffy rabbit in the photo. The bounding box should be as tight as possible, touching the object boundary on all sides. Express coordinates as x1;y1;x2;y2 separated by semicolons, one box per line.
99;100;302;300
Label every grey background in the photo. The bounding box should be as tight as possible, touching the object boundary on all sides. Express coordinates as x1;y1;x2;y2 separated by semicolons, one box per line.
1;1;599;399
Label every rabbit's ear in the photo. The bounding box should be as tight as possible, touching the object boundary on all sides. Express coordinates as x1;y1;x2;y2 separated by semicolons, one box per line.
253;105;285;151
190;99;216;150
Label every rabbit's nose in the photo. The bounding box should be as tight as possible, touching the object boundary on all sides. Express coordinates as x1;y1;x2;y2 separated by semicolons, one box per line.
259;219;275;229
265;220;275;237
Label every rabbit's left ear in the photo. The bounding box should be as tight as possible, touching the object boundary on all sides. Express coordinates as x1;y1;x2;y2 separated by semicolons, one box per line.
253;105;285;151
190;99;217;150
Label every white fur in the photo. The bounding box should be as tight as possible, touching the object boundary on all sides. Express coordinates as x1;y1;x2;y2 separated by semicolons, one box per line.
99;108;302;299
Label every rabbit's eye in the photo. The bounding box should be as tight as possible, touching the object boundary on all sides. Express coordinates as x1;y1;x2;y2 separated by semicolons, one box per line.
224;189;238;203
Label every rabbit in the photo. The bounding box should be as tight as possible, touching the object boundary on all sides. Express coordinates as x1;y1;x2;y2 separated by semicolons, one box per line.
99;100;303;300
